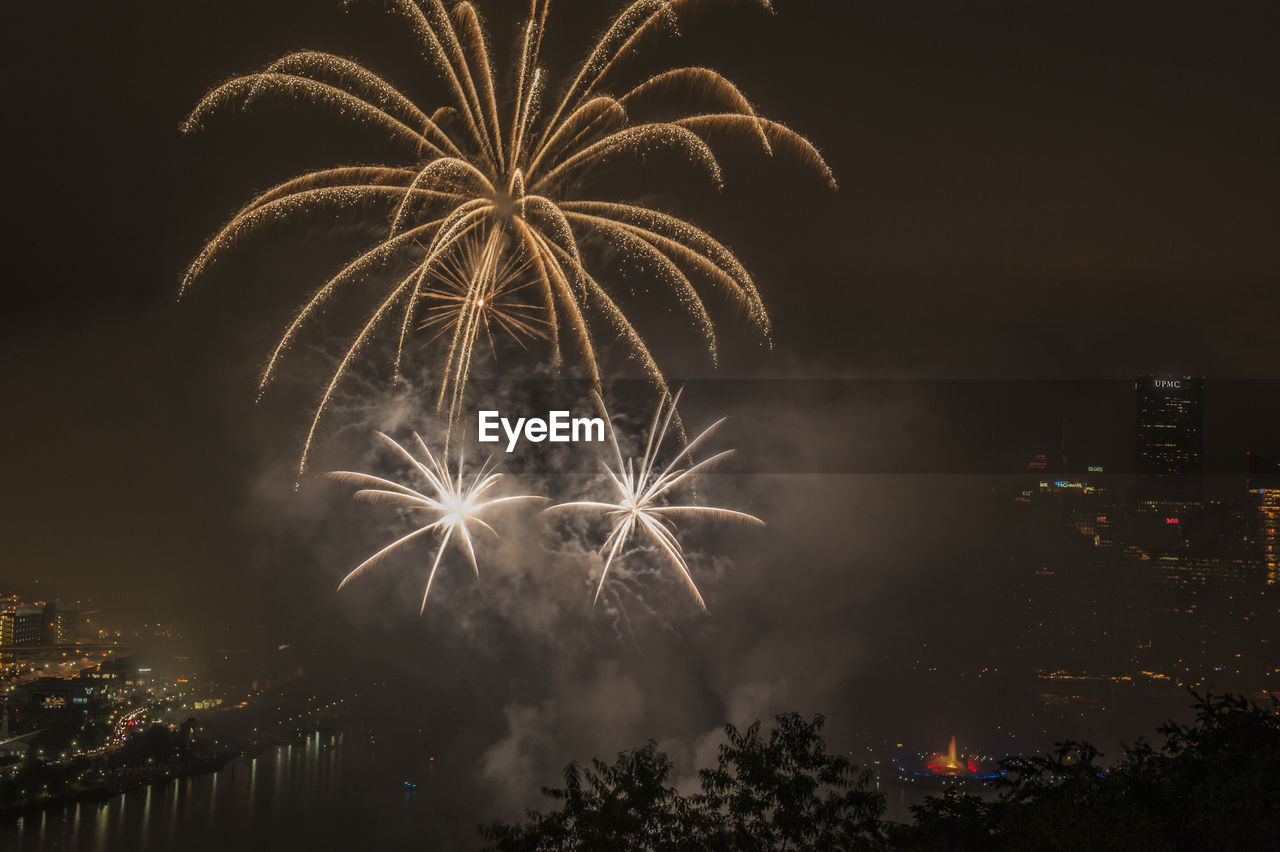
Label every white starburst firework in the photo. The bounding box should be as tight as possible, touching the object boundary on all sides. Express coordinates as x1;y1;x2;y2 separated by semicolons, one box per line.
547;390;763;610
332;432;543;612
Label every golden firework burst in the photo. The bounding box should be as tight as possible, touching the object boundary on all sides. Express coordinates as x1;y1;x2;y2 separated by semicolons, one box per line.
416;227;548;424
181;0;835;472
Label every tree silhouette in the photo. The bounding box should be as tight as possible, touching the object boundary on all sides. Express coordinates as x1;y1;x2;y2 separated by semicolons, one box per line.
483;694;1280;851
481;713;885;851
893;692;1280;852
693;713;885;851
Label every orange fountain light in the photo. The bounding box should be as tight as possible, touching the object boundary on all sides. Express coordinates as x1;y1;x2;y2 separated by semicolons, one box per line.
926;736;980;776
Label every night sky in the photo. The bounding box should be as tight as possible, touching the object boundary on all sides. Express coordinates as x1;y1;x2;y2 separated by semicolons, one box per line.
2;0;1279;841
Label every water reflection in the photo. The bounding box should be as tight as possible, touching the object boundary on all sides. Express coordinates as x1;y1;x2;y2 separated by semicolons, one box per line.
0;731;456;852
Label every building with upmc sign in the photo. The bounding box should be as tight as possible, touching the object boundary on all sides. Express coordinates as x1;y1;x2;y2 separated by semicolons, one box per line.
1135;375;1205;501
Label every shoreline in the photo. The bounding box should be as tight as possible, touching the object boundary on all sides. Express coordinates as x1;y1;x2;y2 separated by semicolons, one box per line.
0;751;237;821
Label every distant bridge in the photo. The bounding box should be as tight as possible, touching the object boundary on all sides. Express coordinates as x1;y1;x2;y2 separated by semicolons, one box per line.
0;643;130;656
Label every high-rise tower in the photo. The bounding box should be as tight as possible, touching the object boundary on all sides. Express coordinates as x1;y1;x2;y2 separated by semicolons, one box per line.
1135;375;1204;501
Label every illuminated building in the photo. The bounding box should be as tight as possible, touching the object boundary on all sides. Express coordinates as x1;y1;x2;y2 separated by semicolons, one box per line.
0;600;75;647
1135;375;1204;501
53;609;77;643
1247;453;1280;584
1153;555;1260;605
1255;492;1279;585
40;602;57;645
0;605;44;646
13;677;97;710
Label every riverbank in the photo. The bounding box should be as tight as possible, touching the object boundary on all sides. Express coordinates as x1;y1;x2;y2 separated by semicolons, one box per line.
0;751;236;820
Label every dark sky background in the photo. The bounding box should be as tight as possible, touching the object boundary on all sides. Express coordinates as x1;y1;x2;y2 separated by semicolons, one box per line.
2;0;1279;842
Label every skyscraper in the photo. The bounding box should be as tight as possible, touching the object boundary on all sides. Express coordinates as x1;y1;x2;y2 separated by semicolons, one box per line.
1135;375;1204;501
1248;452;1280;585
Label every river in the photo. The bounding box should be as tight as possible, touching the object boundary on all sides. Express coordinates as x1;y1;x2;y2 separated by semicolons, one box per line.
1;729;475;851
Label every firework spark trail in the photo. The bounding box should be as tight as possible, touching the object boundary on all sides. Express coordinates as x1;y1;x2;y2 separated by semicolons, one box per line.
181;0;835;474
422;225;547;432
546;389;764;611
331;432;544;612
415;228;553;437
